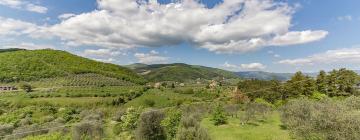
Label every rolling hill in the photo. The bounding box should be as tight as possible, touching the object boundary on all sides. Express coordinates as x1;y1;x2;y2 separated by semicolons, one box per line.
0;49;145;84
126;63;239;82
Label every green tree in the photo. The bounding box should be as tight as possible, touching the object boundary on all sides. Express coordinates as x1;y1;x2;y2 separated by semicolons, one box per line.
284;71;306;98
326;69;338;97
136;110;166;140
316;70;327;94
303;76;316;97
119;107;141;131
161;109;182;139
211;104;227;126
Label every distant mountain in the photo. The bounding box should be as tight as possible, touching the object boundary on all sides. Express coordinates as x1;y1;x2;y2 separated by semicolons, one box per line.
0;49;145;84
235;71;293;81
126;63;239;82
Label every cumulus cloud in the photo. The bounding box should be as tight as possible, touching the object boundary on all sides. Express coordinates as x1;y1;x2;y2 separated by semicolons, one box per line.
270;30;328;46
134;50;169;64
58;13;76;20
278;47;360;66
36;0;327;53
222;62;266;71
0;0;47;13
0;16;38;36
1;42;54;50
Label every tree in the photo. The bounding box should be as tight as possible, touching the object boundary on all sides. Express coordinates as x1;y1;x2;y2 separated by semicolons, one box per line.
161;109;182;139
211;104;227;125
284;71;306;98
303;76;316;97
326;70;338;97
118;107;141;131
20;83;33;93
136;110;166;140
316;70;327;94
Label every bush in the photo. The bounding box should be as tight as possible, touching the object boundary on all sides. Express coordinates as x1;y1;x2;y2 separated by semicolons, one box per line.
20;83;33;93
135;110;166;140
0;124;14;136
161;109;182;139
211;104;227;125
241;102;272;124
280;98;360;140
114;107;141;133
144;99;156;107
72;121;103;140
176;115;210;140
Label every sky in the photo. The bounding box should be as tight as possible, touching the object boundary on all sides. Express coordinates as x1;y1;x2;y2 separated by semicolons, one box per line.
0;0;359;73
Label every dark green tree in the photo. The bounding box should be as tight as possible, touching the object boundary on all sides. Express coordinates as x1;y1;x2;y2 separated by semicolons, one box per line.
316;70;327;94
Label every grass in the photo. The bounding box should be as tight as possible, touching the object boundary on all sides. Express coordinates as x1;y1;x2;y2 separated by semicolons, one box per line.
124;89;197;108
201;112;290;140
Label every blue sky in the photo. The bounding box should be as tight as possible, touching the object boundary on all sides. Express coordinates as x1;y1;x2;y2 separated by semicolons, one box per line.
0;0;359;73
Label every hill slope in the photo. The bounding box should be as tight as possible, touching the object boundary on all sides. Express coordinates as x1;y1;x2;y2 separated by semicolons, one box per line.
126;63;239;82
0;49;145;84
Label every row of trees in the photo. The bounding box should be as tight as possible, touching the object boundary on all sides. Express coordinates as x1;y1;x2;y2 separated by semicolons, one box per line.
235;68;359;103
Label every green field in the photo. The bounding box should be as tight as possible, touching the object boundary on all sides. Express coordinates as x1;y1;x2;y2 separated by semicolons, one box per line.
202;113;290;140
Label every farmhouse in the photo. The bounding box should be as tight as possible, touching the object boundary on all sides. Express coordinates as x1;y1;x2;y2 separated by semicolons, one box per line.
0;86;17;91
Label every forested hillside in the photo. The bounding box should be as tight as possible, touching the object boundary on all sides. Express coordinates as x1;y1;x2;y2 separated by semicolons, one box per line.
0;49;145;84
127;63;239;82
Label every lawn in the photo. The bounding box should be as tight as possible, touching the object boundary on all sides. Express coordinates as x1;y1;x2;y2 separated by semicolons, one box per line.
201;112;290;140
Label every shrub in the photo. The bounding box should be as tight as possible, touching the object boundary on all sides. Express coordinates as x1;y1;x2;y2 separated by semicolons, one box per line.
144;99;155;107
211;104;227;125
161;109;182;139
20;83;33;93
176;115;210;140
0;124;14;136
280;98;360;140
241;102;272;124
72;121;103;140
115;107;141;133
135;110;166;140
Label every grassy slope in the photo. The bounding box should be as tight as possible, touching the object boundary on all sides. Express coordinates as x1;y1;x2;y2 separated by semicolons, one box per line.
0;49;145;84
128;63;239;82
201;112;290;140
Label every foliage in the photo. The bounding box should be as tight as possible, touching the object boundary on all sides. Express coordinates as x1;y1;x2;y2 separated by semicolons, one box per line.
0;49;145;84
135;110;166;140
20;83;33;93
280;98;360;140
242;102;272;124
131;63;238;82
176;115;211;140
161;109;182;139
117;107;142;132
211;104;227;126
144;99;156;107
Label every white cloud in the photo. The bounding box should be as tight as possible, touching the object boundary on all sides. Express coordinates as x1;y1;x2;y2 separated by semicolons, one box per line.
0;0;47;13
278;47;360;66
37;0;327;53
271;30;328;46
0;16;38;36
222;62;266;71
83;48;125;57
1;42;54;50
134;50;169;64
58;13;76;20
274;54;281;58
337;15;352;21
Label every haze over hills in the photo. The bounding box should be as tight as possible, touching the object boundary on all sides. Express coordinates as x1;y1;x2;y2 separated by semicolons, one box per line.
0;49;145;84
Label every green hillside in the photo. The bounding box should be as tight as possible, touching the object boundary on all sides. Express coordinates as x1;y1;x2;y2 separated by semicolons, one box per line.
0;49;145;84
127;63;239;82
